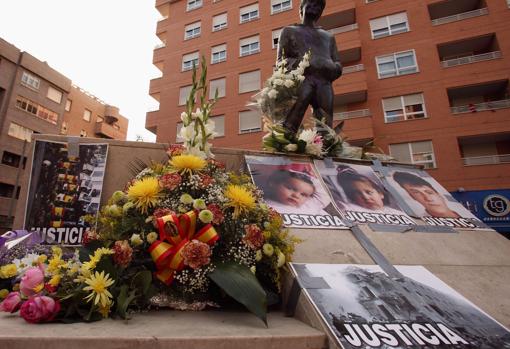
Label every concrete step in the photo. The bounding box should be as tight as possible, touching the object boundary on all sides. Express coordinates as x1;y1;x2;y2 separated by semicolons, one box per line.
0;309;327;349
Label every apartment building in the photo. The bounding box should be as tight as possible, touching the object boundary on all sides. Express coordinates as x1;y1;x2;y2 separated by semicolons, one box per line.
147;0;510;233
0;37;128;232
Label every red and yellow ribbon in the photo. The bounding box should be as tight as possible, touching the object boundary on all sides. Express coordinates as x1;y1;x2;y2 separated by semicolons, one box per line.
148;211;219;285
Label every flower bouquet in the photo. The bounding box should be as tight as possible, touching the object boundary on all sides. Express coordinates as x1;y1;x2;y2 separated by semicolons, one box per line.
251;52;352;158
0;58;299;325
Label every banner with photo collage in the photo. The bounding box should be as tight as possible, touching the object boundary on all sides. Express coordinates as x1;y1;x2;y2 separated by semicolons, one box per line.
382;167;483;229
245;155;347;229
24;140;109;245
314;160;416;226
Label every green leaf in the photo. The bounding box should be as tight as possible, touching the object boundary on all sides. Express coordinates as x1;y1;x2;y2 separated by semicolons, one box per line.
116;285;137;319
209;262;267;326
132;270;152;296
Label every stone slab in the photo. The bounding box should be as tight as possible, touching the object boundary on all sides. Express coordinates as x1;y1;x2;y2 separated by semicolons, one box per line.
0;310;326;349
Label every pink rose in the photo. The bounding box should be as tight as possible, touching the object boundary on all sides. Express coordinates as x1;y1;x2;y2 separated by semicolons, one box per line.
0;292;22;313
20;267;45;297
20;296;60;323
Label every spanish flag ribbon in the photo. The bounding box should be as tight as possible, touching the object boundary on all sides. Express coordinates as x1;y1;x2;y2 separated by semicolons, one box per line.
149;211;219;285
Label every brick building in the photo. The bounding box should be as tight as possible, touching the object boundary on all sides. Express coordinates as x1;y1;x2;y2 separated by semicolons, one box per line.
0;37;128;231
147;0;510;232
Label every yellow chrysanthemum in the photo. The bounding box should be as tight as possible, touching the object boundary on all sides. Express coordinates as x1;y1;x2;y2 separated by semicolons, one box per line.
47;254;66;274
83;271;115;307
98;300;113;318
225;185;256;218
169;154;206;175
127;177;162;214
0;264;17;279
48;274;61;287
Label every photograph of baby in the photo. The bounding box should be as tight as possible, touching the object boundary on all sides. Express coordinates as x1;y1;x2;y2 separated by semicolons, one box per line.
245;156;345;229
314;160;415;226
385;168;480;224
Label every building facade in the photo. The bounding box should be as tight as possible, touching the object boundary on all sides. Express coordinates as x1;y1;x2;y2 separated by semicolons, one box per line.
0;38;128;232
147;0;510;232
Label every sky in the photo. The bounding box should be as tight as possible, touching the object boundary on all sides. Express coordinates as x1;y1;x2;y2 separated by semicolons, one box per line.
0;0;161;142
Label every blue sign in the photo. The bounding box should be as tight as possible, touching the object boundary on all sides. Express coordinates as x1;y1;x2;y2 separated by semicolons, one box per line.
451;189;510;233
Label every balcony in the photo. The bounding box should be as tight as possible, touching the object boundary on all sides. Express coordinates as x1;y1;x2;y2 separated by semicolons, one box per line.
145;110;159;135
448;80;510;114
340;47;361;65
156;0;170;18
318;7;355;31
149;77;163;102
428;0;488;26
329;23;358;35
94;122;124;140
104;105;119;123
334;108;370;120
343;63;364;74
153;45;165;73
459;134;510;166
438;33;501;68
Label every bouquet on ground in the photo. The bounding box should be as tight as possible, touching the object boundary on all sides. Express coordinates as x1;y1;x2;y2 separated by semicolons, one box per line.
0;58;299;325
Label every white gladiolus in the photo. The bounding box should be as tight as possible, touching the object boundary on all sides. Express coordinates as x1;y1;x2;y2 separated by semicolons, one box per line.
273;78;284;86
284;144;298;151
181;111;188;122
284;79;295;88
180;124;194;140
298;129;317;144
268;89;278;99
306;142;323;156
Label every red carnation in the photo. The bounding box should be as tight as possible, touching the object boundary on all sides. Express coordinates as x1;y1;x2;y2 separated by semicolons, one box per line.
198;174;215;189
113;240;133;268
159;173;182;191
181;240;211;269
207;204;224;225
243;224;264;249
167;144;184;157
82;230;100;246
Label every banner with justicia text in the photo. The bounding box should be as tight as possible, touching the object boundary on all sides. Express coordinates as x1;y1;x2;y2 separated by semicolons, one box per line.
290;263;510;349
24;140;108;245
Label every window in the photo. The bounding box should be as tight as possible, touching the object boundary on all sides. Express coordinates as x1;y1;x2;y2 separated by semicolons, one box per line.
2;151;26;169
0;183;18;199
239;110;261;133
370;12;409;39
210;78;226;99
212;13;227;31
376;50;418;78
47;86;63;104
182;51;199;71
184;21;201;40
187;0;202;11
80;130;87;137
21;71;40;90
239;70;260;93
383;93;427;123
15;96;58;124
272;28;282;49
7;122;33;142
240;35;260;57
271;0;292;14
212;115;225;137
65;99;72;111
179;85;193;106
211;44;227;64
61;121;68;135
389;141;436;169
83;109;92;122
240;3;259;23
96;116;104;123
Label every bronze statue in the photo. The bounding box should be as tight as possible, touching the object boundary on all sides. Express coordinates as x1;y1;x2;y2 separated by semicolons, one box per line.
277;0;342;134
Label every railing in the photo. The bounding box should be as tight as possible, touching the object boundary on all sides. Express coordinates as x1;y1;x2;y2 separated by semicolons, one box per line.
329;23;358;35
343;64;365;74
462;154;510;166
441;51;501;68
334;109;371;120
432;7;488;26
154;43;166;49
450;99;510;114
